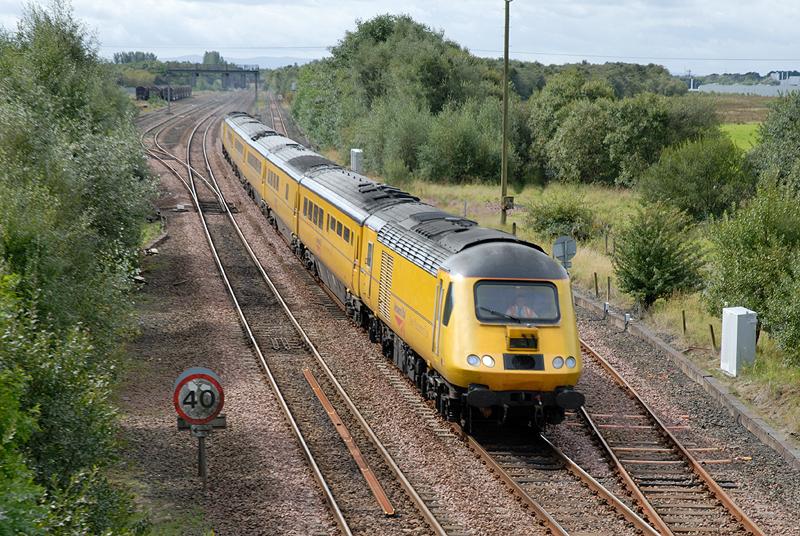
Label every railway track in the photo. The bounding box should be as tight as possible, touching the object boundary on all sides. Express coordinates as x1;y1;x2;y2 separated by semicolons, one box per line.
143;97;455;536
465;428;657;536
265;91;312;147
267;92;287;136
142;97;767;536
579;340;765;536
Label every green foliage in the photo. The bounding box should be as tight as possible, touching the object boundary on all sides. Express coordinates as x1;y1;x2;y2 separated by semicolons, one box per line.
264;64;300;97
419;99;508;182
546;99;615;183
291;15;705;187
613;204;703;307
0;362;44;535
766;262;800;364
487;59;687;100
693;71;780;86
113;51;157;64
0;3;153;531
525;190;595;240
751;92;800;190
639;135;756;220
705;188;800;350
352;96;432;181
605;93;669;186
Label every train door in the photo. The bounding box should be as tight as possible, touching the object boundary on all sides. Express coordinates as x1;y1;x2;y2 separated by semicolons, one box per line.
361;240;374;300
432;278;443;358
260;162;266;199
432;274;453;365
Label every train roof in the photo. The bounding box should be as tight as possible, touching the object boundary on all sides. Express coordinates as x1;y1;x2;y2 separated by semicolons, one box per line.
224;112;550;277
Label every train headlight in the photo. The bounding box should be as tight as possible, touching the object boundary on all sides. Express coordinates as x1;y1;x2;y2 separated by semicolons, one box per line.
467;354;480;367
566;356;577;369
482;355;495;368
552;356;564;369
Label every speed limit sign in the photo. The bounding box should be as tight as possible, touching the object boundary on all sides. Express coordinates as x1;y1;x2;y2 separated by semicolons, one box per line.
173;367;224;425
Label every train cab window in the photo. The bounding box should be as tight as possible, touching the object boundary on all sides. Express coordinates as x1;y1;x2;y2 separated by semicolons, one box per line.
336;222;343;237
303;198;308;216
318;209;324;229
474;281;560;324
442;283;454;326
366;242;373;267
313;205;319;224
329;215;335;231
285;183;289;200
343;227;350;243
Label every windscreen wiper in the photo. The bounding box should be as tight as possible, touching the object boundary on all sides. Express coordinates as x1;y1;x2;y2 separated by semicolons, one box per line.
478;306;521;323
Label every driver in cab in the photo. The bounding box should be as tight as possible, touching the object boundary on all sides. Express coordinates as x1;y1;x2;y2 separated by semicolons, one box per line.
506;290;537;319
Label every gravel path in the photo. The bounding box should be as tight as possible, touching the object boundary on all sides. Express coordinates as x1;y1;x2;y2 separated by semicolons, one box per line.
576;307;800;535
119;94;338;535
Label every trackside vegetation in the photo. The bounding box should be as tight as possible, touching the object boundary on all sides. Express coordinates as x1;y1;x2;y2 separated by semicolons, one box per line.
287;15;711;186
0;4;152;533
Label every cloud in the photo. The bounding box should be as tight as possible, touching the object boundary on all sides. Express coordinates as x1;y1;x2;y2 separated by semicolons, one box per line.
0;0;798;74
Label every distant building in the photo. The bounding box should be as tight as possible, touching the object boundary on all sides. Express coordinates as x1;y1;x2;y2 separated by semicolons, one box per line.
770;71;800;86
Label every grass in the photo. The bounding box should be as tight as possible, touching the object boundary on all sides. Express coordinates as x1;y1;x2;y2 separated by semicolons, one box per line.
140;220;163;248
721;122;760;150
695;93;775;123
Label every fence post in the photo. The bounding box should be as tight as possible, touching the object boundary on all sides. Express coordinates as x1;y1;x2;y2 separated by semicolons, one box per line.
709;324;717;352
594;272;599;298
681;310;687;335
606;276;611;301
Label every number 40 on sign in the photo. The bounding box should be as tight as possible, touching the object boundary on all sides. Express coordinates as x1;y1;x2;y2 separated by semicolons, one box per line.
173;367;226;489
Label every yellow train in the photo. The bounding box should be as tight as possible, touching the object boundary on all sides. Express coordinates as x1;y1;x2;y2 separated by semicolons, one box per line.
221;112;584;428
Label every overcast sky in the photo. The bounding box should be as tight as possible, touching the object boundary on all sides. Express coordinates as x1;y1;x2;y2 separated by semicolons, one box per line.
1;0;798;75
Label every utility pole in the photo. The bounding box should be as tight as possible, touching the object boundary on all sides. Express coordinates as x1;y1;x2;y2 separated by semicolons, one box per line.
255;70;259;113
500;0;512;225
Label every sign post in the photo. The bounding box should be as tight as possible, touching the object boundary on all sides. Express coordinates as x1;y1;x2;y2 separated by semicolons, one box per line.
173;367;226;490
552;235;577;270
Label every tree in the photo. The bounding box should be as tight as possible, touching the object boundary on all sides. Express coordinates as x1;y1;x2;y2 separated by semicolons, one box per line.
202;50;225;65
751;92;800;190
613;204;703;307
605;93;669;185
705;187;800;326
546;98;616;183
113;51;157;64
0;3;151;531
639;135;756;220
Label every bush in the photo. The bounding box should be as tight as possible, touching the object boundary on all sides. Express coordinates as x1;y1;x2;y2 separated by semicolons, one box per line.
639;135;757;220
605;93;669;186
751;92;800;188
0;4;151;532
546;98;616;184
613;203;703;307
705;187;800;338
525;190;595;240
0;366;44;535
766;263;800;364
419;99;511;182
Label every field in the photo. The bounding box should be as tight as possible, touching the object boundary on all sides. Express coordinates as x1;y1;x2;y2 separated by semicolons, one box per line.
721;122;760;149
695;93;775;122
